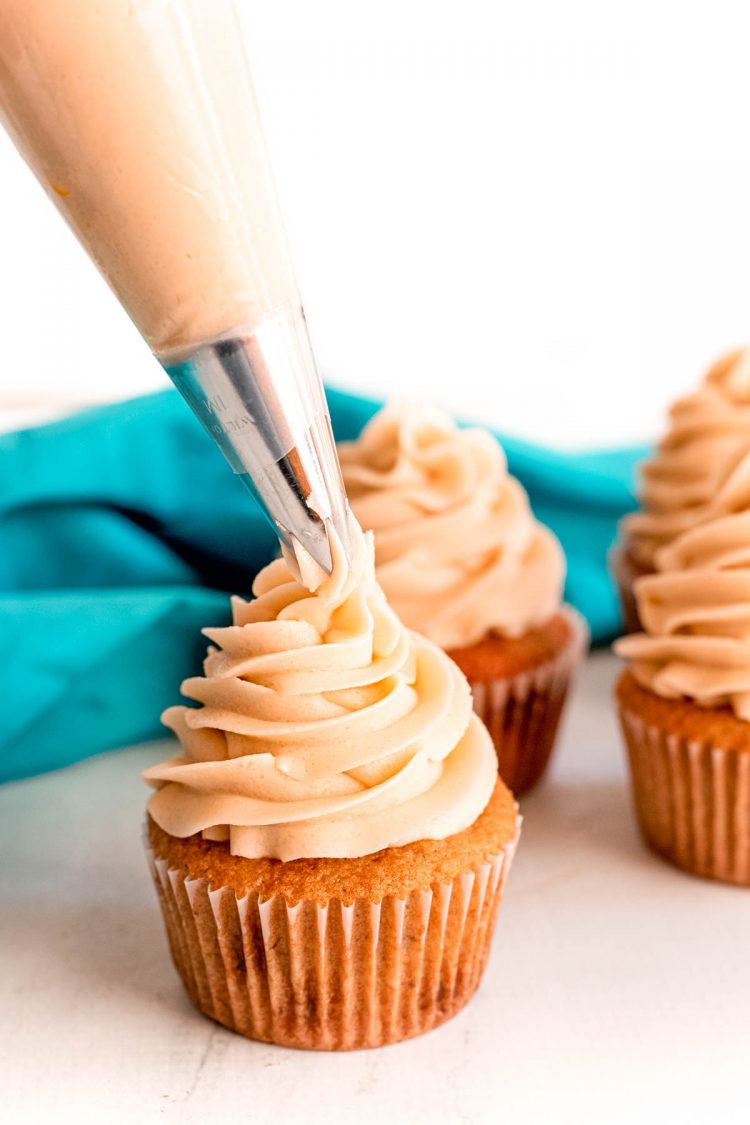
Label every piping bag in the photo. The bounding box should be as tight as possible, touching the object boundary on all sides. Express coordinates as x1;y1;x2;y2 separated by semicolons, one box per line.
0;0;349;572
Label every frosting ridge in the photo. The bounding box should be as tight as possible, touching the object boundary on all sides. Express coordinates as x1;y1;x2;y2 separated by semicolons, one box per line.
623;347;750;567
145;517;497;860
338;402;564;649
615;510;750;719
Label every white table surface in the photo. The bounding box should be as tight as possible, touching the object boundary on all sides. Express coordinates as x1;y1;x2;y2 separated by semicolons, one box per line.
2;652;748;1125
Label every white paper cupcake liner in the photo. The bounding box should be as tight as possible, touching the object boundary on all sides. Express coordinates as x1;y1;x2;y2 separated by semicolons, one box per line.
466;606;588;794
619;706;750;885
145;823;521;1050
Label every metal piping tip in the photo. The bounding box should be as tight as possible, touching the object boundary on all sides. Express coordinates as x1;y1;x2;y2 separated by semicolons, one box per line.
160;304;350;574
238;413;351;573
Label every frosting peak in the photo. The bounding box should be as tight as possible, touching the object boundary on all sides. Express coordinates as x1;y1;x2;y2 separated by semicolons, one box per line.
338;402;564;649
623;347;750;566
145;517;497;860
616;347;750;719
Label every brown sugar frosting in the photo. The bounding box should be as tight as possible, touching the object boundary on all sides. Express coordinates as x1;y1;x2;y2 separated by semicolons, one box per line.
338;402;564;649
623;347;750;567
145;517;497;861
615;509;750;719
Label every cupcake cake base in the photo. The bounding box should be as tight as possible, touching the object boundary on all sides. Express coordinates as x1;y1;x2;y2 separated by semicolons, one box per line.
447;607;588;795
616;671;750;885
146;779;520;1050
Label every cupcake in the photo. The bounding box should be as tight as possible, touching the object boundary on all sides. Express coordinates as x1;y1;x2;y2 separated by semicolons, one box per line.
338;402;587;794
614;345;750;633
144;518;520;1049
614;508;750;885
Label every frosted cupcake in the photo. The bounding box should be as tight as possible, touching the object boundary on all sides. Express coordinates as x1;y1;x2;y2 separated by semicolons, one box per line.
614;346;750;633
145;518;519;1049
614;508;750;884
338;402;587;795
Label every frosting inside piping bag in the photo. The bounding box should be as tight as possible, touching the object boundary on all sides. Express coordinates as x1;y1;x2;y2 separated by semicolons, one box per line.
145;517;497;860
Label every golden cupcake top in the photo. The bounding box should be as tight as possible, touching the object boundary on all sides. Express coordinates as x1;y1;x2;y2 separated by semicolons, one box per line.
338;401;564;649
623;347;750;567
145;516;498;861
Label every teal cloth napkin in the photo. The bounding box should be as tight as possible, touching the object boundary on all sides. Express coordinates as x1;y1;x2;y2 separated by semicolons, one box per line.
0;386;643;782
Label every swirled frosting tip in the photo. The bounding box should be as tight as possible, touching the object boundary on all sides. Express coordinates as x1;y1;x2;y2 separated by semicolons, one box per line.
622;345;750;567
145;515;498;860
338;400;564;648
616;346;750;719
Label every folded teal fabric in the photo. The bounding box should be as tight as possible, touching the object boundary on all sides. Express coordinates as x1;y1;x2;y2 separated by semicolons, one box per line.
0;386;643;781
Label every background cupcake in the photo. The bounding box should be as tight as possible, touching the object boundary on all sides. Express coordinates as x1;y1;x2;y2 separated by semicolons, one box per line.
614;505;750;885
145;518;519;1050
614;346;750;632
338;402;588;794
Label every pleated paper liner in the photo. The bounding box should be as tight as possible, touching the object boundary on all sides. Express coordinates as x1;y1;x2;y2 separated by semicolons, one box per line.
618;704;750;885
146;824;520;1050
610;544;649;636
463;607;588;796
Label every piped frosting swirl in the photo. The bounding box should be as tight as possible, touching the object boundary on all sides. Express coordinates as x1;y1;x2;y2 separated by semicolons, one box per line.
145;517;497;861
623;347;750;567
338;402;564;649
615;509;750;719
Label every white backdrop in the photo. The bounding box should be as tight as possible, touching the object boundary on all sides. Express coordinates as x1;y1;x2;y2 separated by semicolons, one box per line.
1;0;749;447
